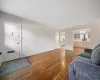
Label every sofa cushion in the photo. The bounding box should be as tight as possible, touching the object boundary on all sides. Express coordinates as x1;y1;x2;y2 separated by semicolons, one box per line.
91;46;100;65
92;43;100;53
78;52;91;59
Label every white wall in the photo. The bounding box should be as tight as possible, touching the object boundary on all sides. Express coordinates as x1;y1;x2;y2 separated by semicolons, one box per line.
21;20;59;57
0;19;4;64
0;11;59;62
60;21;100;50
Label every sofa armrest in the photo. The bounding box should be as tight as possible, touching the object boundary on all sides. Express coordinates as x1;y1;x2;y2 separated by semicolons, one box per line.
84;48;93;53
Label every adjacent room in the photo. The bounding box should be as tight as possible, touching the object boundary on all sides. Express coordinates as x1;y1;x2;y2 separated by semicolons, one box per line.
0;0;100;80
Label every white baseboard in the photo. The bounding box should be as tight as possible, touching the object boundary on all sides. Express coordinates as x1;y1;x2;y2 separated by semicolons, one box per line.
21;48;60;58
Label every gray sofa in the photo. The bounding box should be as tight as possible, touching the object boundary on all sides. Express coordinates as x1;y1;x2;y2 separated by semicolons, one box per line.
69;49;100;80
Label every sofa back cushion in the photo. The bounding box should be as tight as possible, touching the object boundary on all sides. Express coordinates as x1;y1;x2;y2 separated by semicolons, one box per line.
92;43;100;53
91;46;100;65
78;52;91;59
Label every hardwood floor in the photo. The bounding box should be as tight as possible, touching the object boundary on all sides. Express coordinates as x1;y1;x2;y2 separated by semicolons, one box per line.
73;41;90;56
0;48;74;80
73;47;85;56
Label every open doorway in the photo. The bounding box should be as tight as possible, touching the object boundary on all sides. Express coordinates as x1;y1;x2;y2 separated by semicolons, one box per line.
60;32;65;47
73;28;90;55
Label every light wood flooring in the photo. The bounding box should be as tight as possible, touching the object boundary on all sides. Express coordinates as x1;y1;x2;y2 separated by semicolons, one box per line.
0;48;77;80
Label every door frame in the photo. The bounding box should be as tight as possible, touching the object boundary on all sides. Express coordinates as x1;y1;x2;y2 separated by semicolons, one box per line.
73;28;91;51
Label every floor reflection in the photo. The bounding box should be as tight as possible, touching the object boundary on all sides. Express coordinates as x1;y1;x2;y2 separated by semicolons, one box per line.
60;47;65;59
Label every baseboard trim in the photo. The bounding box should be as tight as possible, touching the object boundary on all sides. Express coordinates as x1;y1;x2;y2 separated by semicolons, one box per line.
26;48;60;57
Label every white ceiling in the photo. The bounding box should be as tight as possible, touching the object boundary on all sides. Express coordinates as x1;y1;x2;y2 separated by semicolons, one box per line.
0;0;100;29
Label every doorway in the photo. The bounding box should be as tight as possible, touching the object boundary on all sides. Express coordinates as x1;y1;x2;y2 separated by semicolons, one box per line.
60;32;65;47
73;28;90;55
3;21;21;62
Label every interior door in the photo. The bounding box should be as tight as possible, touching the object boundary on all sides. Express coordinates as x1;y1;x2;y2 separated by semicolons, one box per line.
3;21;21;62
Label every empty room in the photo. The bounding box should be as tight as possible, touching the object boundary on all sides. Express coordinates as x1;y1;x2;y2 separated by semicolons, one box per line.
0;0;100;80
